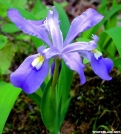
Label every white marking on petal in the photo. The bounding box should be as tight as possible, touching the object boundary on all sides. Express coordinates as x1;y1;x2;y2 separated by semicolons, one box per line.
49;10;53;14
92;49;102;60
31;55;44;70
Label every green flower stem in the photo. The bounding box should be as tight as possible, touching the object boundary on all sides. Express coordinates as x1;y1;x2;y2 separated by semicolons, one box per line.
51;58;61;134
51;58;61;95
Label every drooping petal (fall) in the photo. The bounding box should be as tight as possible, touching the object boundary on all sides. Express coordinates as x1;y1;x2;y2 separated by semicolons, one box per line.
7;8;52;47
10;54;49;94
62;52;86;84
64;8;103;46
103;58;113;73
47;8;63;50
80;51;113;80
91;55;113;80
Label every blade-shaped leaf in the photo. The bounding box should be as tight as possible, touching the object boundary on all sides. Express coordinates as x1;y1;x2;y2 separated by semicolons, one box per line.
98;33;116;58
31;0;47;19
41;79;56;133
98;0;107;13
59;97;71;127
57;61;73;105
114;58;121;71
104;26;121;57
11;0;27;8
0;82;21;133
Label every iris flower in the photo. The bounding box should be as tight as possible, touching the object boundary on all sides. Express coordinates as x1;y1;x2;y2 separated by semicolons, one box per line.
8;7;113;94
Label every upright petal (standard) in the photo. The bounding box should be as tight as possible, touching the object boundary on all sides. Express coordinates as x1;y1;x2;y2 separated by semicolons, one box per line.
7;8;52;47
47;9;63;50
64;8;103;46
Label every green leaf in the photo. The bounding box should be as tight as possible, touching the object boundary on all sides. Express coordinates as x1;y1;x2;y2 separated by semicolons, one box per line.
0;3;7;17
11;0;27;8
59;97;71;127
98;5;121;29
41;79;55;133
31;0;47;19
54;2;70;39
114;58;121;71
83;58;89;64
98;26;121;70
1;23;20;33
55;62;73;129
92;117;98;133
0;1;37;20
113;0;117;6
0;35;7;50
31;36;45;49
76;37;90;42
0;0;12;8
15;33;31;41
58;62;73;105
104;26;121;57
0;82;21;133
0;0;27;8
0;44;16;74
54;92;62;133
98;0;107;13
98;33;116;58
97;125;110;131
103;1;117;29
82;5;121;38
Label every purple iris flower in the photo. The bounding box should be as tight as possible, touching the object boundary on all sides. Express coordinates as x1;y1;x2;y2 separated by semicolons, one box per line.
7;7;113;94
